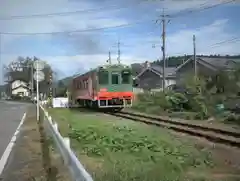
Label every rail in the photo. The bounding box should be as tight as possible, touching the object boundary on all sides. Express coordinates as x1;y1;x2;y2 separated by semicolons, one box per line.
111;111;240;148
40;105;94;181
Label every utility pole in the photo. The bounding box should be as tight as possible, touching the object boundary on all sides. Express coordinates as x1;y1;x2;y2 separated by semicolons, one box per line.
160;9;169;92
49;71;53;106
117;39;121;64
108;51;111;65
193;35;197;77
162;17;166;91
31;63;34;100
0;33;2;88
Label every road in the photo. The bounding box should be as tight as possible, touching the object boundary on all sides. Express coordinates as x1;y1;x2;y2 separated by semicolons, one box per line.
0;101;29;159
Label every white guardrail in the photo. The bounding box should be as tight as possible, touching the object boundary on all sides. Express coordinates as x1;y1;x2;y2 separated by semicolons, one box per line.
40;105;94;181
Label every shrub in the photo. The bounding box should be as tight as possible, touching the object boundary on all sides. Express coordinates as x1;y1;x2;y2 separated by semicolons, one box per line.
166;92;188;111
133;91;189;113
224;113;240;125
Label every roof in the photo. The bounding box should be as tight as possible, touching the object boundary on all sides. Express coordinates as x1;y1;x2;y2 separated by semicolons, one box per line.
131;63;145;77
12;84;30;91
151;65;176;76
135;64;176;79
175;56;239;72
200;57;237;69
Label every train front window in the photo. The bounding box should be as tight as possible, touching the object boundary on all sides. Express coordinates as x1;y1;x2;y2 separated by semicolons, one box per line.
98;70;109;84
122;70;131;84
111;72;119;84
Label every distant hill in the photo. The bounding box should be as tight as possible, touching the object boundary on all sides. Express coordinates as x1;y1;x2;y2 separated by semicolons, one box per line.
153;54;240;68
56;54;240;86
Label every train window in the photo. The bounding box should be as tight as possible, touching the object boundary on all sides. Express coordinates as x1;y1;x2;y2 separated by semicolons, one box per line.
122;70;131;84
112;72;119;84
98;70;109;84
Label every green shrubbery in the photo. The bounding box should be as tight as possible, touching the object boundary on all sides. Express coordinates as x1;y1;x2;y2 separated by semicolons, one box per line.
133;70;240;122
134;91;209;120
133;75;212;120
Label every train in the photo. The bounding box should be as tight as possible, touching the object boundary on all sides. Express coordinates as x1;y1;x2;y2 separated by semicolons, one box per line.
68;64;134;111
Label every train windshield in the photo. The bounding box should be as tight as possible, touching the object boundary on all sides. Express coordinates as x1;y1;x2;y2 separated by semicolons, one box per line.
111;72;120;84
98;70;109;84
121;70;131;84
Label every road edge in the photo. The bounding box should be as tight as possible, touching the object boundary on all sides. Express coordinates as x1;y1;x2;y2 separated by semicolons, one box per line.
0;113;26;175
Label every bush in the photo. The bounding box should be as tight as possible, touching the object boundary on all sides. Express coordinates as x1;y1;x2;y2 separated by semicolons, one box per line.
133;91;189;113
224;113;240;125
134;90;210;120
166;92;189;111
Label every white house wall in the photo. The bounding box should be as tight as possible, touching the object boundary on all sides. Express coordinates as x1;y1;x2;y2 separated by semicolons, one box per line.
12;87;30;97
11;80;27;89
166;79;176;87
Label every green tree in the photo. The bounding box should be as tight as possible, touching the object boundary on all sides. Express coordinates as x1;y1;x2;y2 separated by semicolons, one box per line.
4;56;55;97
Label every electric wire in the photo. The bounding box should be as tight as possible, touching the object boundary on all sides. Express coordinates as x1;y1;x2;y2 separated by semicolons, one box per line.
0;0;235;35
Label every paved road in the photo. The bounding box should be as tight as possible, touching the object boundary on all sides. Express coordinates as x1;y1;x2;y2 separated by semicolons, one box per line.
0;101;29;159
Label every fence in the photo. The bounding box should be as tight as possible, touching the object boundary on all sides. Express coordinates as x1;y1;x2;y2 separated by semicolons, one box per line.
40;105;94;181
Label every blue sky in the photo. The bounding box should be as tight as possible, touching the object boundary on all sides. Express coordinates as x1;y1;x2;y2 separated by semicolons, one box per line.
0;0;239;83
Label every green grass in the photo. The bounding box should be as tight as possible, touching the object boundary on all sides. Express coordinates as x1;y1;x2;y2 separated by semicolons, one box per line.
48;108;225;181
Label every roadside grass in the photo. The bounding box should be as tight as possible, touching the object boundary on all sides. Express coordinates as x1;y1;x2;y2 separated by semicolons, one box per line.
48;108;232;181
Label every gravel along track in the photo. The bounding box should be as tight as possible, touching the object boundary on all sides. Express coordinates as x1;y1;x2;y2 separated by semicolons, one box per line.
110;111;240;148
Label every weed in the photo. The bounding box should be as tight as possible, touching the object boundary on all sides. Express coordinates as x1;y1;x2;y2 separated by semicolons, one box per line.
48;108;217;181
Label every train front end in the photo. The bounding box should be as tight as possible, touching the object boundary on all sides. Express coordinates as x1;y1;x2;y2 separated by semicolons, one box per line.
96;64;134;110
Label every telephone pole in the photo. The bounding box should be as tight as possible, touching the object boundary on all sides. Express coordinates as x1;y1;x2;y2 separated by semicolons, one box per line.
108;51;112;65
193;35;197;77
160;9;169;92
117;39;121;64
0;33;2;88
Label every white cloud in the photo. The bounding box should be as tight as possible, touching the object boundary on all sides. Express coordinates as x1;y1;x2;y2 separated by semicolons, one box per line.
0;0;239;84
166;18;240;55
121;18;240;58
1;18;239;82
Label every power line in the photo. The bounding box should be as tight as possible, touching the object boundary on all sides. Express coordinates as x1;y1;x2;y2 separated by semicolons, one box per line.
0;1;149;20
170;0;235;18
169;0;212;17
211;37;240;47
0;0;232;21
1;18;156;35
0;0;235;35
0;0;215;20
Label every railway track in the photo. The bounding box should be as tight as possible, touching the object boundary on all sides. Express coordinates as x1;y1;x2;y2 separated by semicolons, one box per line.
110;111;240;148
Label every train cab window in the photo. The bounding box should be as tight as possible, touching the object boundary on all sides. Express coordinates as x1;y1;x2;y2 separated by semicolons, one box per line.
98;70;109;84
111;72;119;84
122;70;131;84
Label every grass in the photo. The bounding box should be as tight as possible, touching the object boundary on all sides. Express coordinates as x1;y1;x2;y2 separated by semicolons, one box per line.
48;108;229;181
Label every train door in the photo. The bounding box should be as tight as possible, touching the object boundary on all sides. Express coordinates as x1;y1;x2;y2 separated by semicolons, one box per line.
87;77;93;100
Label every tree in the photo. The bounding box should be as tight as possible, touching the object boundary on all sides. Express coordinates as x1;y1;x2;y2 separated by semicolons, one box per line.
206;70;239;96
4;56;55;97
58;80;65;88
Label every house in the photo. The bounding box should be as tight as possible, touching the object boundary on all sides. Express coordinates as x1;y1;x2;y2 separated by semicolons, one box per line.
133;61;176;92
175;56;240;83
11;80;31;97
132;56;240;93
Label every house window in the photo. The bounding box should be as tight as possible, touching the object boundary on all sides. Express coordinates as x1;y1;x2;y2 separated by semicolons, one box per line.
111;72;119;84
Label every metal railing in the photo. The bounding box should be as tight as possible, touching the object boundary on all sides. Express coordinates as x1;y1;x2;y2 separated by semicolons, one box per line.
40;105;94;181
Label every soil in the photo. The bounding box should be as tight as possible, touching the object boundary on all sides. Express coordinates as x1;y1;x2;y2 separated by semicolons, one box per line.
0;105;72;181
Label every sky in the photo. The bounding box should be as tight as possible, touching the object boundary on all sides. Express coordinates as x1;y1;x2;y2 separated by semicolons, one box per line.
0;0;239;83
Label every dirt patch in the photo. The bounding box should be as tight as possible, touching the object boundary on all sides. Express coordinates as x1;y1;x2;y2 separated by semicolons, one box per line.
0;106;72;181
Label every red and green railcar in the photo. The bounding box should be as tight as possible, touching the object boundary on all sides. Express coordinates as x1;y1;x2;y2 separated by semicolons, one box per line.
68;64;134;111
